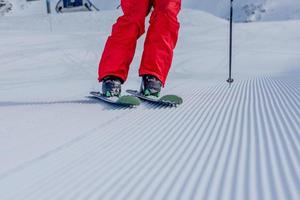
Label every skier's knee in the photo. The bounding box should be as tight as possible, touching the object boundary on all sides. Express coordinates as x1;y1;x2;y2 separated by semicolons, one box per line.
157;0;181;17
118;14;146;36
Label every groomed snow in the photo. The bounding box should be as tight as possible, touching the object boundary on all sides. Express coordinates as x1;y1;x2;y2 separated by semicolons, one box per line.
0;9;299;200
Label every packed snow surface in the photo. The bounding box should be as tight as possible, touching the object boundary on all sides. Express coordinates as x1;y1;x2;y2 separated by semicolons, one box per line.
0;9;300;200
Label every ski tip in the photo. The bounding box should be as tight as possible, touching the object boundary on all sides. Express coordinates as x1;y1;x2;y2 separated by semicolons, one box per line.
117;95;141;106
160;95;183;105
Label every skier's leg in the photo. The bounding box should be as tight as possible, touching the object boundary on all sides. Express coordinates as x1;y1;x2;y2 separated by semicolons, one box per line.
139;0;181;86
98;0;151;82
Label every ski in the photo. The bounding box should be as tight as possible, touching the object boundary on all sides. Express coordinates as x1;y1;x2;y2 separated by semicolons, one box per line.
89;91;141;107
126;90;183;107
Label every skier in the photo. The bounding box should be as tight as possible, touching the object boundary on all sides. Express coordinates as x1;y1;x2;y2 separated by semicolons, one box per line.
98;0;181;97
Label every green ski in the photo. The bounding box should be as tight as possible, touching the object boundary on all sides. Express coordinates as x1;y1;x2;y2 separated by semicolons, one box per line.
89;91;141;107
126;90;183;107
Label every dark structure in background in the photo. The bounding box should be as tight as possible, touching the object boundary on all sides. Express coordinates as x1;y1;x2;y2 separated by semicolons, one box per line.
56;0;99;13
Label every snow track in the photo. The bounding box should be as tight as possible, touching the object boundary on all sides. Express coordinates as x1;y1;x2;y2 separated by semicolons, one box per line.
0;77;299;200
0;10;300;199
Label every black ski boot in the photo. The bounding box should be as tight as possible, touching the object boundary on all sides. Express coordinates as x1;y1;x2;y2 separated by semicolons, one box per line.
102;76;122;97
140;75;162;97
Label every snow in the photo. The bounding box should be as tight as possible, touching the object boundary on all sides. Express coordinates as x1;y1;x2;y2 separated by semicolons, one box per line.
0;0;12;16
0;7;300;200
3;0;300;22
182;0;300;22
5;0;45;16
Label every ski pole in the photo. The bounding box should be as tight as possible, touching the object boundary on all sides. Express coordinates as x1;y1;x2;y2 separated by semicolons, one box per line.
227;0;234;84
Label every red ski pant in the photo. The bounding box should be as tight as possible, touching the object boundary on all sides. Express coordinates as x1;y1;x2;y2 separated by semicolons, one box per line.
98;0;181;86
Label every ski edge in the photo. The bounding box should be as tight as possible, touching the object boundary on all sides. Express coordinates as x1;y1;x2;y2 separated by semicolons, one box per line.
126;90;183;107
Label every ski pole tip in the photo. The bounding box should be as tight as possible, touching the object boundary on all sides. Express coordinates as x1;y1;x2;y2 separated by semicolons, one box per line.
227;78;234;84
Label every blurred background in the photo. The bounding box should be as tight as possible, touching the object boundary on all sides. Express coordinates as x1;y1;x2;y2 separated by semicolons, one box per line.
1;0;300;22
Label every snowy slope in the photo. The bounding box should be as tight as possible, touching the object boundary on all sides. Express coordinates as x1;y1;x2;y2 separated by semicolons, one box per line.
183;0;300;21
5;0;45;16
92;0;300;22
3;0;300;22
0;9;300;200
